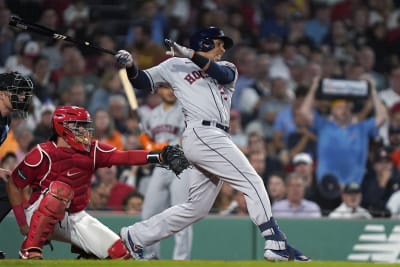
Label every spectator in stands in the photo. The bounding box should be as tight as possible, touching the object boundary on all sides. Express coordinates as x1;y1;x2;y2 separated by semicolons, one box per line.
304;2;331;45
257;76;292;140
32;104;55;144
238;54;271;125
300;76;388;186
273;86;309;154
126;22;166;70
63;82;87;107
88;69;123;114
30;55;56;103
292;153;316;200
231;46;257;111
56;47;98;102
123;191;144;215
379;66;400;109
259;1;290;39
229;109;248;153
247;132;283;179
329;182;372;219
272;173;321;218
356;46;386;91
13;123;34;164
108;95;130;134
87;181;111;211
89;34;118;76
286;99;317;163
266;172;286;205
95;166;135;211
361;146;399;217
93;108;124;151
5;40;40;76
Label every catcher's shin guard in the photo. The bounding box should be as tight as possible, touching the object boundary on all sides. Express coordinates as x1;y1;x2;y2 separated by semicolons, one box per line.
22;181;74;252
108;239;131;259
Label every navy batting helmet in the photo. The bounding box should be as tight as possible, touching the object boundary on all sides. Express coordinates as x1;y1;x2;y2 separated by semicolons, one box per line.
190;26;233;52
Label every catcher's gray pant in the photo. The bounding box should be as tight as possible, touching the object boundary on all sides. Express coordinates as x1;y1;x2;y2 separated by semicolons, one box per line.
127;125;284;252
141;167;192;260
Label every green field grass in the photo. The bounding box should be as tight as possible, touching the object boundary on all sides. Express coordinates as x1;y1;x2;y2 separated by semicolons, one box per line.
0;260;397;267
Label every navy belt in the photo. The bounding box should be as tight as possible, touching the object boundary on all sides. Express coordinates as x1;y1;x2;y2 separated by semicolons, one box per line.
202;120;229;133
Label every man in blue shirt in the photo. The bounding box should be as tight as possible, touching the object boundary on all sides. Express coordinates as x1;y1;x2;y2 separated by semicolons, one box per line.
300;77;387;187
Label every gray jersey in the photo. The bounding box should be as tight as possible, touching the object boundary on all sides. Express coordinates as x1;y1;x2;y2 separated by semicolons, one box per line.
142;101;185;145
143;57;238;126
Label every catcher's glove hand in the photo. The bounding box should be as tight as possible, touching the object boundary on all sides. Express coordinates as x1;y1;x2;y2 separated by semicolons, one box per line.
161;145;191;176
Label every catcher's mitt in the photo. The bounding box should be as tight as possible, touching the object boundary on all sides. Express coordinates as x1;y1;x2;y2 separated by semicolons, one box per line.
161;145;191;176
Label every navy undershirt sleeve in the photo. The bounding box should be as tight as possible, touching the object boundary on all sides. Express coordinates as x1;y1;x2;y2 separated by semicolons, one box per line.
204;61;235;84
126;67;152;91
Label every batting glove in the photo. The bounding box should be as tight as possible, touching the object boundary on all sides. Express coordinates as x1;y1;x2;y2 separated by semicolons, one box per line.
115;50;133;67
165;39;194;59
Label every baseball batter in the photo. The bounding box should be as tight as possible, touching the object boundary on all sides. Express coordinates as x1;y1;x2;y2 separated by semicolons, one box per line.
115;27;310;261
139;82;192;259
6;106;184;259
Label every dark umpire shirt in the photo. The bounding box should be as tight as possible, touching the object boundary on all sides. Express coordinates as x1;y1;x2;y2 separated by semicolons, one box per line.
0;114;11;214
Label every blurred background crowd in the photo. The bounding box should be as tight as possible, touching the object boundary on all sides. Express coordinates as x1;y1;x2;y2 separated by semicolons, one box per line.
1;0;400;219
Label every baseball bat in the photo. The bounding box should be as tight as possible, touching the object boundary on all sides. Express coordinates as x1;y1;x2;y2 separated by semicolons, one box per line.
118;69;138;110
8;15;117;55
9;16;139;110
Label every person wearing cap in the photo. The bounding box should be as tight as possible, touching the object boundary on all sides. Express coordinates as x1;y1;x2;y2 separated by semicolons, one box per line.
292;153;317;198
329;182;372;219
300;76;388;187
361;146;400;217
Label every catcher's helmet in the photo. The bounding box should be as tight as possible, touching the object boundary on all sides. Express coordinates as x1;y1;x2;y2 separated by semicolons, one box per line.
52;106;93;152
189;26;233;52
0;72;33;114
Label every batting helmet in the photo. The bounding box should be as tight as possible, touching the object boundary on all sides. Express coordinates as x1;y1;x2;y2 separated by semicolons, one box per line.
52;106;93;152
189;26;233;52
0;72;33;114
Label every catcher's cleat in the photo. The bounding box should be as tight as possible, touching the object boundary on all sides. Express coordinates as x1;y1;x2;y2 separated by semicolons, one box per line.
19;248;43;260
120;227;144;260
264;244;310;262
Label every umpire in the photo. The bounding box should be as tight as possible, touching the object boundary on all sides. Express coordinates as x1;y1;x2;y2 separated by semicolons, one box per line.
0;72;33;259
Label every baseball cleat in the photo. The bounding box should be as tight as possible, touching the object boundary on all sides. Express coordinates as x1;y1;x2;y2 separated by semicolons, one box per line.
264;244;310;262
19;248;43;260
120;227;144;260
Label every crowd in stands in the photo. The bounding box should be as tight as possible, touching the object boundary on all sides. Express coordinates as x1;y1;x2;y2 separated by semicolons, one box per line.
2;0;400;219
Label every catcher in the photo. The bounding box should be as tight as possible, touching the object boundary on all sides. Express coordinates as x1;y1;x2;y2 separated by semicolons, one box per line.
6;105;189;259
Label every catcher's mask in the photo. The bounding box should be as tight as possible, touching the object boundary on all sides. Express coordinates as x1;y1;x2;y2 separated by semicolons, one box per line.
189;26;233;52
52;106;93;152
0;72;33;116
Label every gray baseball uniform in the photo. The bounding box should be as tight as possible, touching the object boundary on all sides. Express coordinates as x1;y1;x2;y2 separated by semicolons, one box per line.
124;56;285;251
140;101;192;259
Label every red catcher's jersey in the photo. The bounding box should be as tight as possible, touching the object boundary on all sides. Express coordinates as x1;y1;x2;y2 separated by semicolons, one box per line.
12;141;118;213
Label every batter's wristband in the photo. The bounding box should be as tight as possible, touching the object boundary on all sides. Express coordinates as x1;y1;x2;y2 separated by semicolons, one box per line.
191;53;210;69
126;64;139;79
13;204;27;227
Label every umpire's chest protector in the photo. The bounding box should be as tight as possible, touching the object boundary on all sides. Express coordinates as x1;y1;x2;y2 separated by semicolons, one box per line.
33;142;95;213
